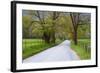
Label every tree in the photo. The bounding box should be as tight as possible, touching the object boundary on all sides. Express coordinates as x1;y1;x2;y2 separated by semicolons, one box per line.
70;13;80;45
50;11;60;43
33;11;60;44
70;13;91;45
29;11;52;43
55;13;72;40
22;15;33;38
78;14;91;39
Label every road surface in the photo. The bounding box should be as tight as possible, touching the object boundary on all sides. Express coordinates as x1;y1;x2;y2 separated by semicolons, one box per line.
23;40;80;63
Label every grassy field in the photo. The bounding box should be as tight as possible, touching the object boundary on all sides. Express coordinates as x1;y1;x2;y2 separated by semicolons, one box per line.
22;39;59;59
71;39;91;60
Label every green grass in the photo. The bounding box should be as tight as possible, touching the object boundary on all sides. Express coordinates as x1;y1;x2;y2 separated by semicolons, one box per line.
22;39;58;59
71;39;91;60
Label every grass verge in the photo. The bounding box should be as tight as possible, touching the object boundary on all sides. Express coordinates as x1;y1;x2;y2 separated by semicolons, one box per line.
71;39;91;60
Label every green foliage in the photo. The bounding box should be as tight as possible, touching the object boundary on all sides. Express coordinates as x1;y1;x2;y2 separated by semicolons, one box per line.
22;16;32;38
22;10;91;40
78;24;91;39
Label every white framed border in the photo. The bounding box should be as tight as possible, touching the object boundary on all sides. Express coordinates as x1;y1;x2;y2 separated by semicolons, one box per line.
11;1;97;72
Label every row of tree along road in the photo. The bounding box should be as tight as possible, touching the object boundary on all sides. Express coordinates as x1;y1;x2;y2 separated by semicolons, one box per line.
23;10;91;45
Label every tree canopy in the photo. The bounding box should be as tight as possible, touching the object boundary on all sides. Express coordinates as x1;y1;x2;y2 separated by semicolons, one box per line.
22;10;91;45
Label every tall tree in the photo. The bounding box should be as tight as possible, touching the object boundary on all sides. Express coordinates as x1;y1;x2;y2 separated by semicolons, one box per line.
50;11;60;43
33;11;51;43
70;12;80;45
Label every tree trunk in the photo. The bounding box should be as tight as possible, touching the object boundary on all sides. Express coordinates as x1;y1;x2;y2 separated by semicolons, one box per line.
51;31;55;43
43;31;50;44
73;30;78;45
29;25;33;38
70;13;80;45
